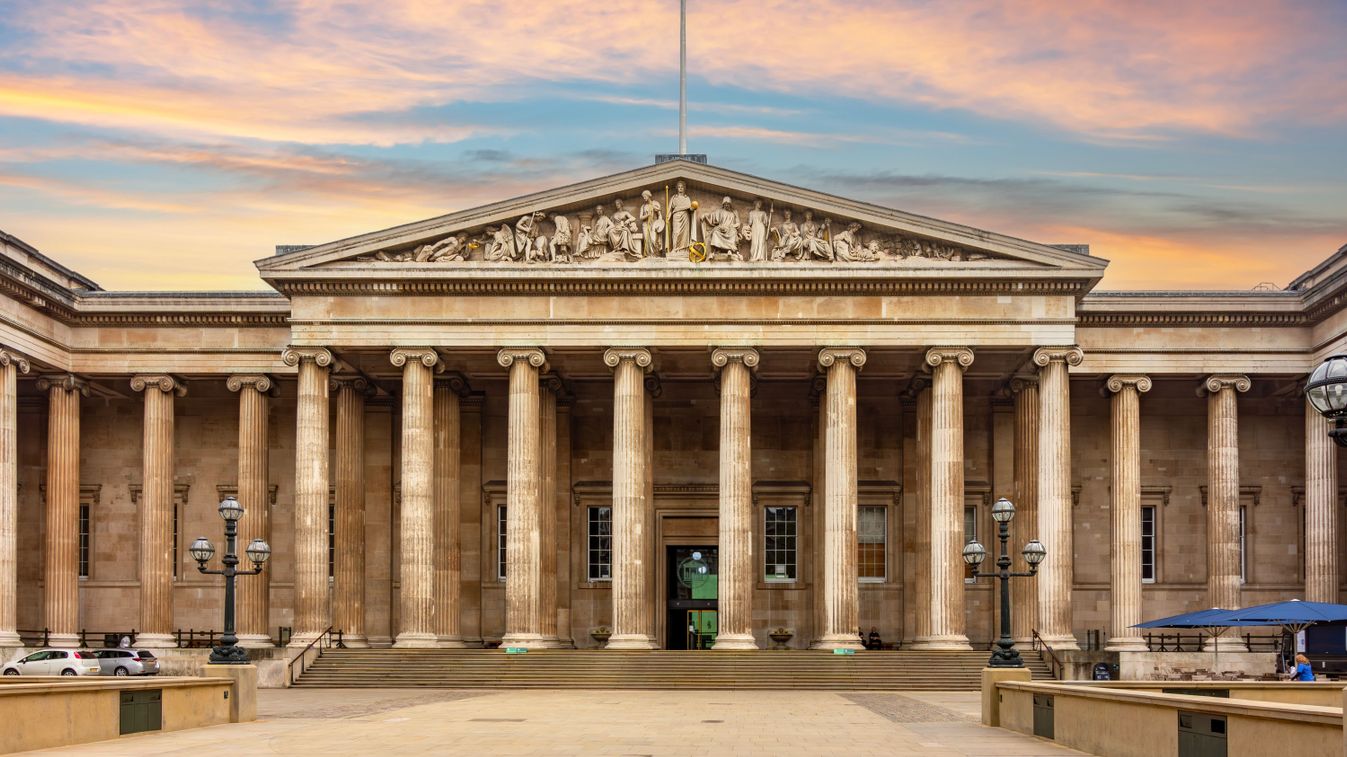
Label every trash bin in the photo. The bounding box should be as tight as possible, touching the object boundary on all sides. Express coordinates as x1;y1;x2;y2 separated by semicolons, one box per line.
1092;662;1113;680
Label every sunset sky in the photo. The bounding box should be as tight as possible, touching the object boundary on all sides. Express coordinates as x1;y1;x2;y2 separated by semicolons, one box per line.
0;0;1343;291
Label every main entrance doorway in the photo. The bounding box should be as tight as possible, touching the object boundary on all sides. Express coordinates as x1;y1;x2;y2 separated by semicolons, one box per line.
665;545;718;650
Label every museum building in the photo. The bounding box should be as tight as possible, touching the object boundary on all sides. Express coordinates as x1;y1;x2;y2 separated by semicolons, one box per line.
0;160;1343;655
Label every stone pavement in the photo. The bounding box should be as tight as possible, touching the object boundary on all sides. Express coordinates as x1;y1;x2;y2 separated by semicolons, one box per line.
23;689;1090;756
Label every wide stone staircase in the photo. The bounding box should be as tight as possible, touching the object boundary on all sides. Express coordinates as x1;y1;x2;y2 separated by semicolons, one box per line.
294;649;1054;690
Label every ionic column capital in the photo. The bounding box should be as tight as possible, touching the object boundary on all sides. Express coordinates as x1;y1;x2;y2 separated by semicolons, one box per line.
925;347;974;370
0;349;31;374
497;347;547;370
1199;374;1251;396
1007;374;1038;395
437;371;474;398
390;348;440;370
818;347;866;371
1105;374;1153;394
130;375;187;397
281;346;334;368
1032;346;1084;368
711;347;760;371
603;348;653;372
328;375;375;397
643;372;663;399
35;374;90;396
227;374;275;394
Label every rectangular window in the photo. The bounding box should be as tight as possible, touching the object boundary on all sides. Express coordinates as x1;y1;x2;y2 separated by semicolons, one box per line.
1239;505;1247;584
858;506;886;581
172;503;179;580
964;505;978;582
1141;505;1156;584
78;504;90;579
328;502;336;580
587;506;612;581
763;506;797;582
497;505;508;581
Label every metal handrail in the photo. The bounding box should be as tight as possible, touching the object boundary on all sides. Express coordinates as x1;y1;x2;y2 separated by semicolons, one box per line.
286;626;337;686
16;628;49;647
1031;629;1064;680
79;629;138;648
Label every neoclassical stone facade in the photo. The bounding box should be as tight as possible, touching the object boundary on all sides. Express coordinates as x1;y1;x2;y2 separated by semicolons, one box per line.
0;161;1343;654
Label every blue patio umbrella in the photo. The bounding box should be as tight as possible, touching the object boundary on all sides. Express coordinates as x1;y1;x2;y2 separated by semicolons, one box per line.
1220;599;1347;633
1133;608;1268;670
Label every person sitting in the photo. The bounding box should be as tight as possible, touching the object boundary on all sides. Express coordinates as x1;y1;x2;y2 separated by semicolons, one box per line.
866;627;882;650
1292;653;1315;681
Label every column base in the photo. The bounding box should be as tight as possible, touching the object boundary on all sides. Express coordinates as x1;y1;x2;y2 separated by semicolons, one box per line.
1037;633;1080;651
500;633;550;649
48;632;80;648
907;634;972;651
366;635;394;648
534;635;565;649
339;635;370;649
134;632;176;649
393;632;439;649
0;630;22;647
605;634;658;650
435;635;468;649
236;634;274;649
711;633;758;651
810;634;864;651
1105;637;1149;652
286;632;322;649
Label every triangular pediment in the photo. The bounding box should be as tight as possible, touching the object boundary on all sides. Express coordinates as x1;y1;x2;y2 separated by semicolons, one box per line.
256;162;1107;281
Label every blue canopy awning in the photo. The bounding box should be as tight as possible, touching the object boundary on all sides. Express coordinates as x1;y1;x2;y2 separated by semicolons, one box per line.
1220;599;1347;628
1132;607;1265;629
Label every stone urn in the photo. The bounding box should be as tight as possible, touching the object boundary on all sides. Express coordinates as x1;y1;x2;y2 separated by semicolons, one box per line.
769;627;793;650
590;626;612;646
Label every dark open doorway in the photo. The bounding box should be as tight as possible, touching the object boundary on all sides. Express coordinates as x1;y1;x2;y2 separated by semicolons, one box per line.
665;545;718;650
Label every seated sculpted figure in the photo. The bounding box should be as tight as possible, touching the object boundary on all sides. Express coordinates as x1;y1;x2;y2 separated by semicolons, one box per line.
800;212;833;261
577;205;612;259
485;225;513;262
831;222;872;262
701;196;742;261
772;209;803;261
609;199;640;258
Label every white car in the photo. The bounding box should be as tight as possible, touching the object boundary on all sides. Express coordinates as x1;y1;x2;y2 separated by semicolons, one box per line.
2;649;102;676
91;649;160;676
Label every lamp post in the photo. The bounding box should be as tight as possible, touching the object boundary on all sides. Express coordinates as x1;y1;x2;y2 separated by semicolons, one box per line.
962;497;1047;667
190;496;271;664
1305;354;1347;446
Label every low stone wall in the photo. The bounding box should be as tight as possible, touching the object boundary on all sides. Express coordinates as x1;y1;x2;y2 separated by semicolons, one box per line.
1117;651;1278;681
1072;680;1346;708
0;677;233;754
995;680;1342;757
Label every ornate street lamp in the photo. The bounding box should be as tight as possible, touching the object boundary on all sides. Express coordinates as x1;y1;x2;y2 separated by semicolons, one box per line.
191;496;270;664
1305;355;1347;447
962;497;1047;668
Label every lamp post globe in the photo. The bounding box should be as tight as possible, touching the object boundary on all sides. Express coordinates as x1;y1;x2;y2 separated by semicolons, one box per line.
965;497;1044;668
991;497;1016;523
218;495;244;522
195;497;268;664
1305;354;1347;447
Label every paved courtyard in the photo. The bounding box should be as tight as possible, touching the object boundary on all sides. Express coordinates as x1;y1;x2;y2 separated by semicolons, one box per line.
23;689;1088;756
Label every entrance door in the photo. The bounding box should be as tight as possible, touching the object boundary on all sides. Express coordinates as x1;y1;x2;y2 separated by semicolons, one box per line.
666;545;718;650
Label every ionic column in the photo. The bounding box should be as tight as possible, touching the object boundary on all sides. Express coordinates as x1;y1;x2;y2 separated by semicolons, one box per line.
536;374;562;648
434;372;470;647
1009;377;1039;644
0;350;29;647
1034;347;1083;651
1105;375;1151;651
813;348;865;650
909;385;933;647
282;347;334;646
131;374;186;648
392;348;439;648
604;348;657;649
712;348;759;650
1305;399;1339;603
919;347;973;650
228;374;274;647
498;348;547;648
37;374;84;647
330;375;370;648
1203;375;1250;649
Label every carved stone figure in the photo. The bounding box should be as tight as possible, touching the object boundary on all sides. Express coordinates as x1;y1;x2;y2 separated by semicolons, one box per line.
800;211;833;261
412;233;468;262
702;196;742;261
639;190;664;258
831;222;869;262
485;225;513;262
667;180;693;253
771;210;803;261
609;199;640;258
372;249;414;262
745;199;770;263
578;205;612;259
514;212;547;262
550;214;572;263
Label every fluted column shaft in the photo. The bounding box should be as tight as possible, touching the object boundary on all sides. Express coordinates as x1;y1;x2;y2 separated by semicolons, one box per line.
285;347;333;646
813;348;865;649
229;375;273;646
604;349;656;649
331;377;369;647
910;387;933;646
1305;401;1339;603
1035;347;1082;650
132;375;184;648
1010;379;1039;643
0;352;28;647
499;348;546;647
434;374;469;647
1106;375;1151;651
1204;376;1249;620
537;381;560;647
39;375;84;647
393;349;438;647
712;348;758;650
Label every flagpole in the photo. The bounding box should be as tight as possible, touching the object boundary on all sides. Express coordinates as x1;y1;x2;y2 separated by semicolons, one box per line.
679;0;687;155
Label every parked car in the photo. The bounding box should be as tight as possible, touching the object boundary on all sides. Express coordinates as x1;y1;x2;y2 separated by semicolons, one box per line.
91;649;159;676
2;649;102;676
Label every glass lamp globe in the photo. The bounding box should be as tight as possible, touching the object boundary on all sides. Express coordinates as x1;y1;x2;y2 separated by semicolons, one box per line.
246;538;271;565
1022;539;1047;567
218;496;244;522
1306;355;1347;418
189;537;215;563
991;497;1016;523
961;539;986;566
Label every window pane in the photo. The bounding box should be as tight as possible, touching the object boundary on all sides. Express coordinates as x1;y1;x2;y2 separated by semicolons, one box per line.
1239;505;1246;584
764;506;797;581
588;506;612;581
328;502;336;579
1140;506;1156;583
858;506;886;580
498;505;508;581
78;504;90;579
964;505;977;580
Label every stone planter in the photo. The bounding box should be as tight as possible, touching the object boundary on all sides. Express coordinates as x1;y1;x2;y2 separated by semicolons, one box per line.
590;629;612;646
769;630;793;650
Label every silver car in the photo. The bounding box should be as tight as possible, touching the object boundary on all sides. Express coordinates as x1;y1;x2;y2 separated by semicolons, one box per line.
91;649;159;676
2;649;102;676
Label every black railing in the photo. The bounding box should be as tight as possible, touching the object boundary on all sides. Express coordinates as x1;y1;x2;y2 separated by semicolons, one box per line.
287;627;341;686
175;628;222;649
1031;629;1064;680
16;628;49;647
1144;632;1283;653
78;629;137;648
1084;629;1103;651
